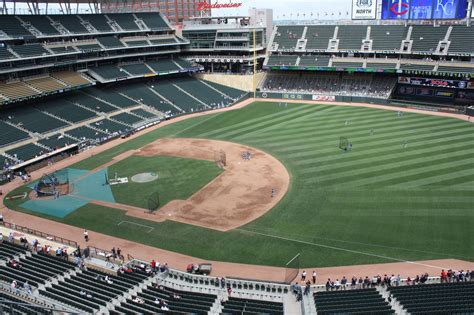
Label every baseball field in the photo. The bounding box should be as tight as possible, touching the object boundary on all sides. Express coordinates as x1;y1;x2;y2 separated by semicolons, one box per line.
5;101;474;268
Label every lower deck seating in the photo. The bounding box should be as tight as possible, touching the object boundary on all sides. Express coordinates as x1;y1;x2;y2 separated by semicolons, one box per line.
0;292;52;314
6;143;47;162
38;100;97;123
314;288;394;315
0;121;30;147
222;297;284;315
121;83;180;115
110;112;143;125
121;63;154;76
113;283;217;314
91;119;128;134
65;125;108;142
146;59;181;73
38;134;76;151
2;107;68;133
388;281;474;314
130;108;158;119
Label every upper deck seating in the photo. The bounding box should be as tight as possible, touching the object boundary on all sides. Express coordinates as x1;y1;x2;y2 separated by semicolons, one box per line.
135;13;169;30
146;59;181;73
305;25;335;50
97;36;125;48
52;72;91;86
80;14;113;32
274;26;305;50
337;25;367;50
10;44;50;58
50;15;88;34
121;63;153;76
0;16;32;38
107;14;140;31
371;25;407;51
448;26;474;54
267;55;298;66
410;25;449;53
19;15;60;36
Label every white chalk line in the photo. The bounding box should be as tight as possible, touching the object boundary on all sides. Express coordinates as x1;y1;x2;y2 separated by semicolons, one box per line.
236;229;455;270
117;220;154;233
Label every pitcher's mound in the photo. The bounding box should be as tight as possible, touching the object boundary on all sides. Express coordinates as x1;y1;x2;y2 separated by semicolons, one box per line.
131;173;159;183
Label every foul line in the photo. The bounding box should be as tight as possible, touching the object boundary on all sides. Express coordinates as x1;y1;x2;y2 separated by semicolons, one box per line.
236;229;453;270
117;221;154;233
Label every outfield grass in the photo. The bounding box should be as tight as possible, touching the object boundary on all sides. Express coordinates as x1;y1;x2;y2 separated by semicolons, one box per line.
109;156;222;209
6;102;474;268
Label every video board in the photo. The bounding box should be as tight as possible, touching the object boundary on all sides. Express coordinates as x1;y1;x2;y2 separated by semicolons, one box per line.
381;0;467;19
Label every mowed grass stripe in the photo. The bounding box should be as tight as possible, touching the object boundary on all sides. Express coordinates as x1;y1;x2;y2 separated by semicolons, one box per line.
299;132;474;175
249;116;464;152
286;127;473;164
326;158;474;187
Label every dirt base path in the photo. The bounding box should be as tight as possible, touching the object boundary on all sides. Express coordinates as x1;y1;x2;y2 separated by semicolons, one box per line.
1;98;473;282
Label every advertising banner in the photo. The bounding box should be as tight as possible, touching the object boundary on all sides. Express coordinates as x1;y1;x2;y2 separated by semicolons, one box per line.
352;0;377;19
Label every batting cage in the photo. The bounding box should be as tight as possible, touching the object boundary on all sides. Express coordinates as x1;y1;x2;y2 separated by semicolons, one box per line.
214;150;227;168
34;169;70;197
147;191;160;214
284;253;301;284
339;137;349;151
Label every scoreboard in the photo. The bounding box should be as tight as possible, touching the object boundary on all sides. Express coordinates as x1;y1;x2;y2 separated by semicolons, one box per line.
381;0;467;19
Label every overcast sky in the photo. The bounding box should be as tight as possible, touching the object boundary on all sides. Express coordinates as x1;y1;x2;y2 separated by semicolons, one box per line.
217;0;352;20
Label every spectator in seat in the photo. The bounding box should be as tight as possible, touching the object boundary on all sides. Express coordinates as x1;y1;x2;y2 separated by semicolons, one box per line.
172;293;181;300
11;280;19;293
351;276;357;289
334;279;341;290
132;296;144;304
23;281;32;295
469;270;474;281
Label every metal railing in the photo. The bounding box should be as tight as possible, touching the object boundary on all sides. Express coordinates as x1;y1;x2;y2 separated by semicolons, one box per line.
2;221;78;248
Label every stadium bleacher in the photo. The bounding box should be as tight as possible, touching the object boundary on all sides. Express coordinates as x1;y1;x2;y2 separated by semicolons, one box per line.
110;112;143;126
10;44;50;58
135;12;169;30
65;125;108;141
146;59;182;73
298;55;330;67
19;15;60;36
389;281;474;314
38;99;97;123
267;55;298;66
314;288;394;314
89;65;129;81
26;77;67;93
130;108;158;119
91;119;128;134
274;25;305;50
0;15;32;38
120;63;154;76
97;36;125;48
370;25;407;51
122;83;181;114
1;107;68;134
68;92;119;113
38;134;75;151
79;14;113;32
50;15;88;34
51;72;91;87
410;25;449;53
222;297;284;314
150;80;203;113
107;13;140;31
337;25;367;50
448;25;474;54
305;25;335;50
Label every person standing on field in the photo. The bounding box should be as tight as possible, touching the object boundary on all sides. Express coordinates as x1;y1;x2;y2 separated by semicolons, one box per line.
84;230;89;242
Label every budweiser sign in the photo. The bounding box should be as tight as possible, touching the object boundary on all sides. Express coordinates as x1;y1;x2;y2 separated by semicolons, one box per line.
197;1;243;11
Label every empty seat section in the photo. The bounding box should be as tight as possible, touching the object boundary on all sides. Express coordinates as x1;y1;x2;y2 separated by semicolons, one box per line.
305;25;335;50
85;88;138;108
448;26;474;54
38;99;96;123
146;59;181;73
0;121;30;147
0;47;15;60
27;77;67;93
222;297;284;314
52;71;90;86
0;81;40;100
120;63;153;76
48;46;77;54
437;65;474;74
97;36;125;48
68;93;118;113
6;143;46;161
314;288;394;315
11;44;50;57
410;25;448;53
5;108;68;133
174;58;194;69
51;15;88;34
20;15;60;36
149;38;176;45
388;281;474;314
90;65;129;80
274;25;304;50
110;112;143;125
298;55;330;67
124;40;149;46
0;16;32;38
337;25;367;50
151;81;203;113
38;134;76;150
107;14;140;31
130;108;157;119
66;125;107;141
75;44;102;52
135;12;169;30
400;63;435;71
200;80;244;99
371;25;407;51
121;84;179;114
80;14;113;32
172;77;231;107
332;60;364;68
91;119;127;133
366;62;397;69
267;55;298;66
